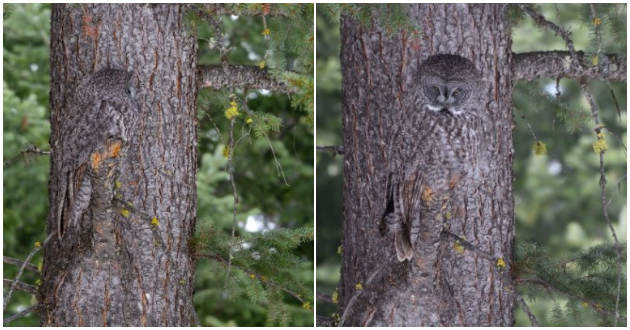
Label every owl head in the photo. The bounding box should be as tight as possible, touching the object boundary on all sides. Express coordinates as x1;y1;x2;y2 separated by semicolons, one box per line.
418;54;481;116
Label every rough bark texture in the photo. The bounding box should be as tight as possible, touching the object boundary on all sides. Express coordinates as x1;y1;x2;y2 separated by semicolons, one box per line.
42;4;198;326
513;51;627;82
197;65;292;92
339;4;515;326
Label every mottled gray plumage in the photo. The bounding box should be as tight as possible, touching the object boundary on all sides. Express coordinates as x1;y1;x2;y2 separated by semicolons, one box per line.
381;54;482;261
56;69;138;239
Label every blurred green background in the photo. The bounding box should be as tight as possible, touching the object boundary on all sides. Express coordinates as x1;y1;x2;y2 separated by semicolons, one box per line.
3;4;313;327
315;4;626;326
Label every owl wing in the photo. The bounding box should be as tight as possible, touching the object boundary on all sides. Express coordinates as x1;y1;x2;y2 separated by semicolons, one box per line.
57;99;121;239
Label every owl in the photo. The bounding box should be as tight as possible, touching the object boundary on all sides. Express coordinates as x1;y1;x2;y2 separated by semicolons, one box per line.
55;69;138;239
381;54;482;261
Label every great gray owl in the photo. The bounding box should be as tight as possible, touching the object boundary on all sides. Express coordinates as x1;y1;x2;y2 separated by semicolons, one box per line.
55;69;138;239
381;54;482;261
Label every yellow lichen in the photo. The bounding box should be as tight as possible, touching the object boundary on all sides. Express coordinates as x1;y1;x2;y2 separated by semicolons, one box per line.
34;241;41;248
302;301;311;310
223;146;230;158
337;245;342;255
115;180;122;189
453;241;464;254
259;61;266;69
593;134;607;153
592;17;602;26
225;101;239;119
355;283;363;291
592;55;599;66
533;141;547;155
445;211;452;220
262;28;271;36
120;208;130;217
38;261;43;272
249;274;256;279
246;117;253;124
151;217;159;228
332;289;339;304
497;257;506;269
260;276;267;282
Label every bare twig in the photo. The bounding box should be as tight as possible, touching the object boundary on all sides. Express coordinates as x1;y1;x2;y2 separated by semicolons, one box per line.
316;315;335;327
3;144;51;168
316;291;334;304
520;5;624;325
515;291;540;326
198;253;312;311
3;304;38;324
224;112;239;291
316;145;345;156
3;233;53;312
3;256;39;273
3;279;38;295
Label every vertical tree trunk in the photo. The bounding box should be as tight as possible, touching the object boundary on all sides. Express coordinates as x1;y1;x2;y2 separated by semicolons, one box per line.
41;4;198;326
339;4;515;326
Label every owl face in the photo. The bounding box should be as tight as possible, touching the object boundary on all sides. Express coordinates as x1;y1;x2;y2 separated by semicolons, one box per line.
418;54;481;116
422;80;472;115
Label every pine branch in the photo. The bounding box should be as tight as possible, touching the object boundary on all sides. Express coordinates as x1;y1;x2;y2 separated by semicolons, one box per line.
516;278;627;321
515;291;541;327
197;253;313;311
3;257;39;273
3;279;37;295
520;5;624;325
3;144;51;168
316;145;344;156
3;304;38;324
197;65;291;92
316;291;334;304
513;51;627;82
3;233;52;312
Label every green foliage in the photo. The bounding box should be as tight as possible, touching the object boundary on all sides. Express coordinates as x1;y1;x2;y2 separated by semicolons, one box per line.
319;4;420;35
516;242;627;326
3;4;52;327
514;80;593;133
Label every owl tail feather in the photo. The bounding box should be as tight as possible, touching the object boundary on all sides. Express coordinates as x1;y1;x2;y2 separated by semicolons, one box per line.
394;231;414;262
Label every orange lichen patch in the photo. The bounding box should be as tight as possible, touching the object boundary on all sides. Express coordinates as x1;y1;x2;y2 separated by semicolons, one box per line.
107;140;122;158
91;152;103;170
421;187;434;204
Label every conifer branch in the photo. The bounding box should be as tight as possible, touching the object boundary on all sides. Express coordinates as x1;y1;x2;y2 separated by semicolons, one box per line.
3;304;38;324
520;5;624;325
3;232;52;312
3;144;51;168
197;65;292;92
3;279;38;295
316;291;334;304
513;51;627;82
316;145;344;156
516;278;627;321
3;257;39;273
197;253;312;311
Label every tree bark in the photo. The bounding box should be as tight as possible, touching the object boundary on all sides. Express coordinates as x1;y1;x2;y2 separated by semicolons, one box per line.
42;4;198;326
339;4;515;326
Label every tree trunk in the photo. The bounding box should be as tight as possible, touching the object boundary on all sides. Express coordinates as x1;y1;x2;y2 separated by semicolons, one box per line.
41;4;198;326
339;4;515;326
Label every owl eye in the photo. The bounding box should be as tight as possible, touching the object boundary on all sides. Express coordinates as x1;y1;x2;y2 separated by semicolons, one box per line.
452;88;460;96
432;86;440;93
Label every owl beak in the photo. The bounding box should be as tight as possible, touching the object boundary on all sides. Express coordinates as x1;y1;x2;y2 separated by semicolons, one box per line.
439;107;453;116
